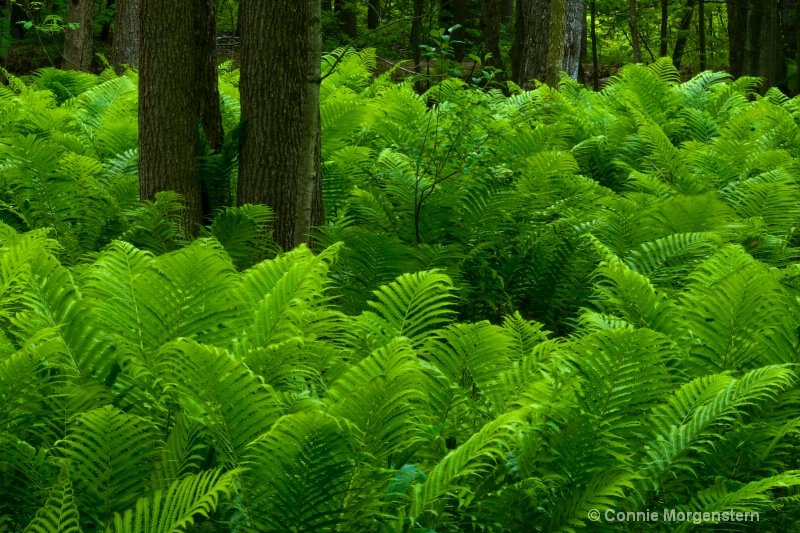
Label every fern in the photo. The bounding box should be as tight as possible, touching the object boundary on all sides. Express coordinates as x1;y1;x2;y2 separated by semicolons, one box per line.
108;469;237;533
409;409;530;529
23;467;82;533
61;406;156;528
364;270;456;346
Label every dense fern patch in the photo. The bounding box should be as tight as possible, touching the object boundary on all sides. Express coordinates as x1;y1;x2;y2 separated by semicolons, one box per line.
2;56;800;531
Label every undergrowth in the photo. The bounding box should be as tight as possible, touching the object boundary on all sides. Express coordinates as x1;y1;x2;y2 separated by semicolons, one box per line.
1;54;800;531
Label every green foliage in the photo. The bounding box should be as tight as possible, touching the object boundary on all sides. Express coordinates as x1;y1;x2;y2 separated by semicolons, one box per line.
4;56;800;531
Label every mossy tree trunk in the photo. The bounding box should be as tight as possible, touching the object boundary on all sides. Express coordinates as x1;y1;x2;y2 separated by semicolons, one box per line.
513;0;582;88
546;0;568;87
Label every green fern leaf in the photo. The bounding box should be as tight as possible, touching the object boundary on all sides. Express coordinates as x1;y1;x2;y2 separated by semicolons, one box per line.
365;270;456;346
107;469;237;533
23;467;82;533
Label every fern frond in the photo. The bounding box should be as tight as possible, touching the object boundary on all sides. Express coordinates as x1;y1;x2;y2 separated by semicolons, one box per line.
326;338;429;461
62;406;156;527
639;366;796;501
108;469;238;533
159;340;281;466
23;467;82;533
244;411;370;532
409;409;530;528
365;270;456;346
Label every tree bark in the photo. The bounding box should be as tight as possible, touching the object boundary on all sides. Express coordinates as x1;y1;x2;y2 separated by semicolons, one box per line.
780;0;796;66
237;0;323;249
672;0;696;69
195;0;223;152
512;0;582;88
727;0;746;76
513;0;549;87
511;0;525;84
481;0;504;72
367;0;381;29
579;0;587;83
728;0;785;90
796;0;800;94
546;0;568;86
629;0;641;63
112;0;140;70
564;0;584;79
139;0;222;235
758;0;782;88
64;0;93;70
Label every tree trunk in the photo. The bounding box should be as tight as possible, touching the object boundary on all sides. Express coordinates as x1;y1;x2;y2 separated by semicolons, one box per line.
335;0;357;39
796;0;800;94
564;0;584;79
727;0;746;76
591;0;599;90
237;0;323;249
579;0;587;83
629;0;641;62
501;0;514;24
195;0;223;152
64;0;93;70
513;0;582;88
513;0;549;87
481;0;504;72
511;0;525;84
780;0;796;67
546;0;568;86
698;0;706;69
112;0;140;70
728;0;785;90
672;0;696;69
367;0;381;29
660;0;668;56
139;0;221;235
758;0;782;88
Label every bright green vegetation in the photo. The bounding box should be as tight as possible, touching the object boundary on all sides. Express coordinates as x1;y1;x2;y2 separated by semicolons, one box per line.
3;55;800;531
